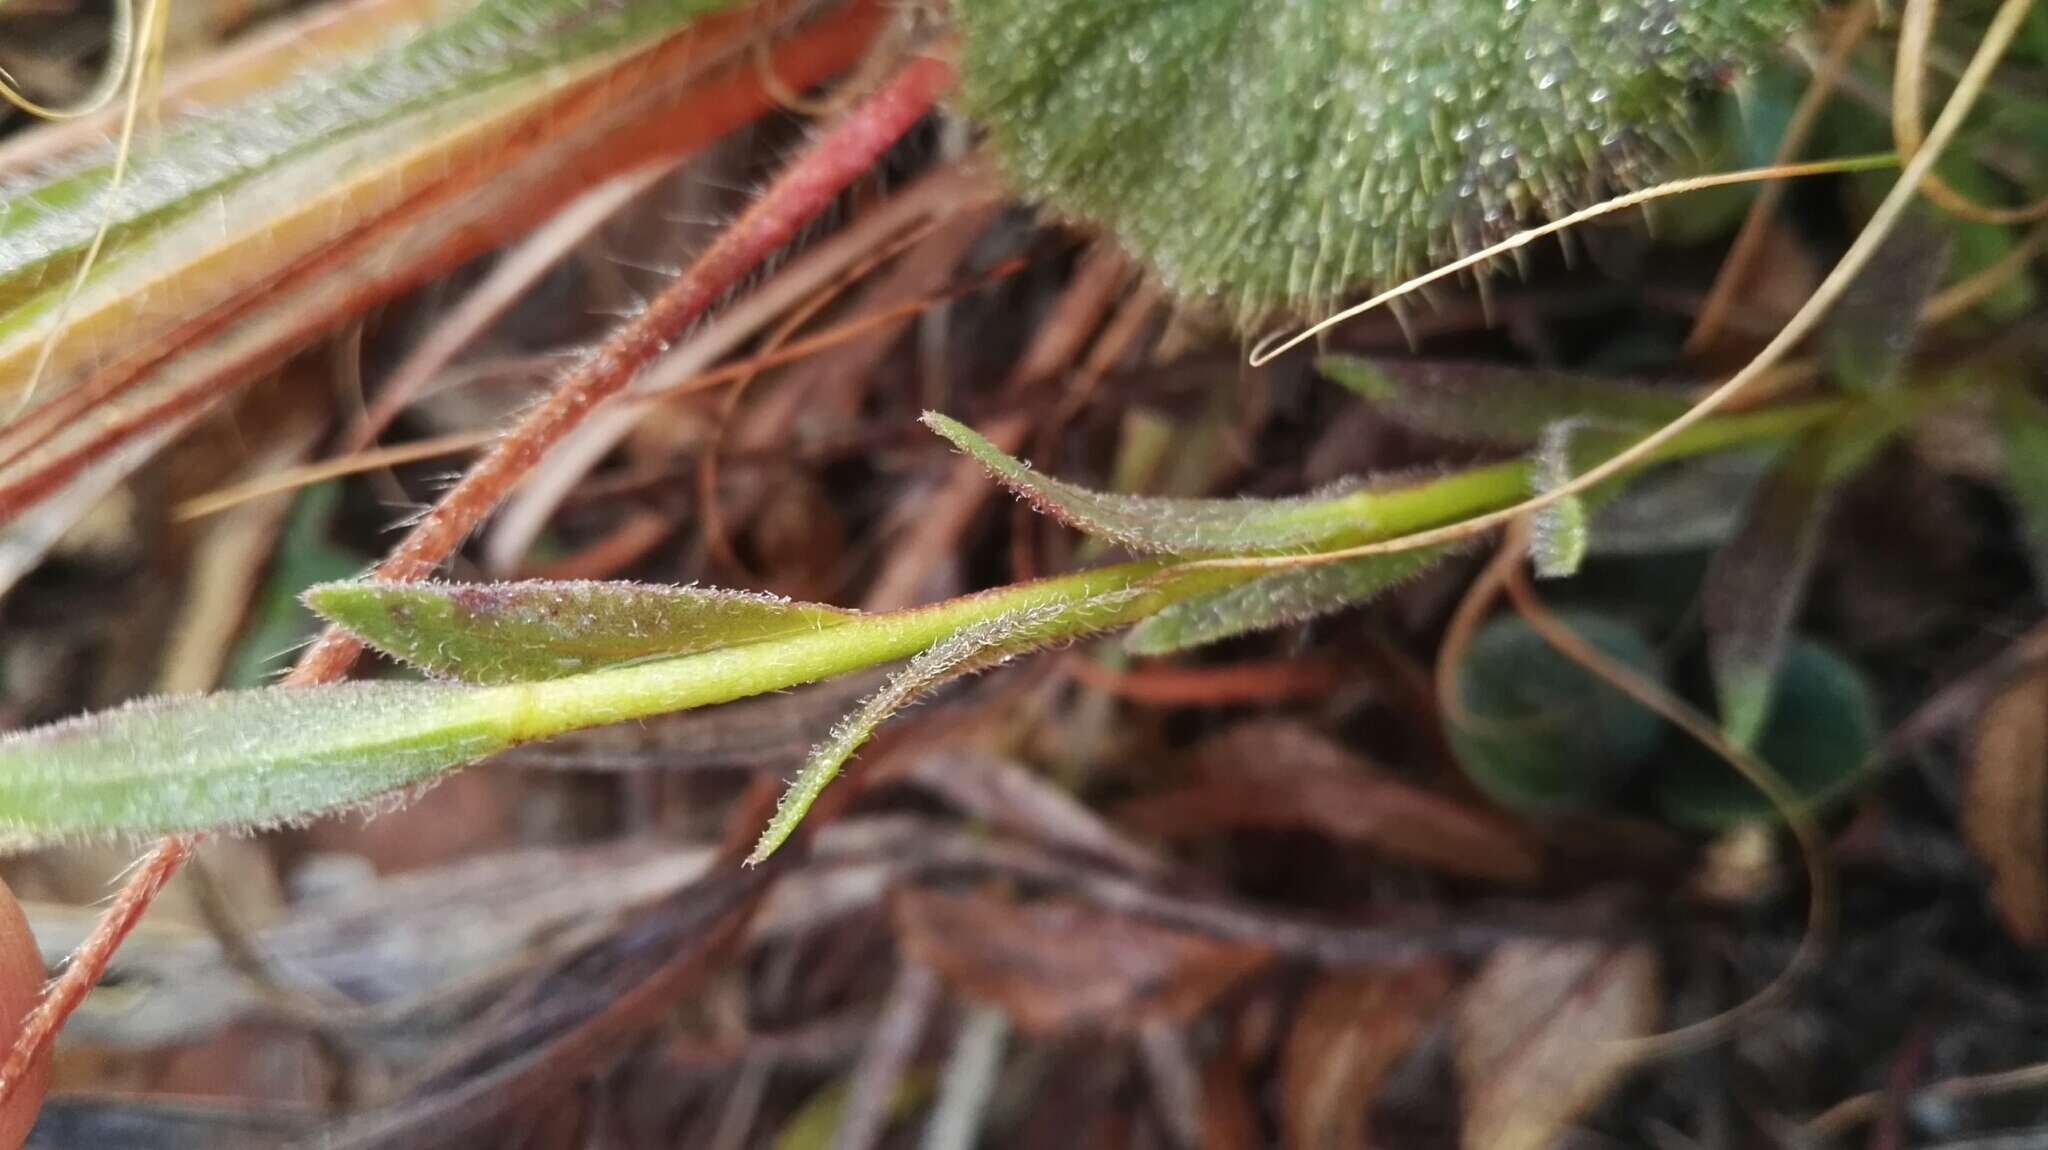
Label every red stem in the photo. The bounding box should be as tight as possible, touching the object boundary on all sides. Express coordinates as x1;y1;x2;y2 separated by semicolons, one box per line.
0;45;954;1109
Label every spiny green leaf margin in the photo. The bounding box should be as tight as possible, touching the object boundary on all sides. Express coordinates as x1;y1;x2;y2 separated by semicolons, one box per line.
1321;356;1692;446
1126;545;1456;655
923;412;1363;555
750;590;1141;864
0;682;516;848
1529;422;1591;579
306;580;855;684
955;0;1809;314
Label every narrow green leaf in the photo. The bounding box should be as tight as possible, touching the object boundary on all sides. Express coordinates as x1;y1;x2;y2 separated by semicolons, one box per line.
1656;639;1878;829
1529;422;1590;579
1703;431;1836;748
1446;611;1666;814
0;682;514;848
1820;214;1951;395
1126;546;1454;655
923;411;1363;554
750;590;1140;864
1320;357;1691;446
1586;452;1770;556
306;580;856;684
1997;386;2048;592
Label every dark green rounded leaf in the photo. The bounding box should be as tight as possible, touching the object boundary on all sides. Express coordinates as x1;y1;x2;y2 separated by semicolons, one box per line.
1655;638;1878;829
1447;611;1665;814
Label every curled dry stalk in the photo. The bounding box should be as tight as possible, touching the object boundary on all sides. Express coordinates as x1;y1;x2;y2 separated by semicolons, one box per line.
1495;537;1835;1062
0;46;956;1105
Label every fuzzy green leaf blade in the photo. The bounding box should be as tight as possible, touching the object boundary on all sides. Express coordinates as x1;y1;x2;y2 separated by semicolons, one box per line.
1126;546;1453;655
924;412;1362;554
1703;431;1836;748
750;591;1140;864
1322;357;1691;446
0;682;516;847
954;0;1806;313
307;580;856;684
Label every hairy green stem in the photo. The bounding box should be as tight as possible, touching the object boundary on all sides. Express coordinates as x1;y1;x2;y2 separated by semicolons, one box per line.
465;391;1859;748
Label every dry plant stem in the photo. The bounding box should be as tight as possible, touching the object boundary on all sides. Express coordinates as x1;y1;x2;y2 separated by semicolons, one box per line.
700;218;948;572
1920;220;2048;324
174;429;498;522
1500;560;1833;1060
0;50;955;1109
1684;0;1876;355
1225;0;2033;575
1806;1053;2048;1136
346;162;684;451
1895;0;2048;224
1433;529;1527;727
290;51;957;684
480;161;1000;572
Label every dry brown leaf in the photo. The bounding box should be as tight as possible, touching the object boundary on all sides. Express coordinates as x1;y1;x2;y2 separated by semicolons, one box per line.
1282;965;1454;1150
893;887;1272;1036
1452;940;1659;1150
1964;671;2048;944
1118;721;1543;884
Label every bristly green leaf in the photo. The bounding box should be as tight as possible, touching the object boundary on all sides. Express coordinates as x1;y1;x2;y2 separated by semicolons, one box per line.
1997;386;2048;592
1126;546;1454;655
923;412;1364;554
1321;357;1691;446
1530;422;1590;579
750;591;1140;865
1703;431;1837;748
953;0;1807;314
1820;213;1951;395
306;580;856;684
0;682;515;848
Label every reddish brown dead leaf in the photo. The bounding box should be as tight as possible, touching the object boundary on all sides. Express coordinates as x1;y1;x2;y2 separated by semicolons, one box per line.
893;887;1272;1036
1453;940;1658;1150
1282;965;1455;1150
1964;671;2048;944
1117;721;1543;884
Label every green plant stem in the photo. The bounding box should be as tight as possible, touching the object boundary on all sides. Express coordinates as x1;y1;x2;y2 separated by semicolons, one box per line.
467;391;1868;749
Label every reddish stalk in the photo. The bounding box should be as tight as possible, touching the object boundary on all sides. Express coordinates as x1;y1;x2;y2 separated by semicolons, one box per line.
0;45;955;1109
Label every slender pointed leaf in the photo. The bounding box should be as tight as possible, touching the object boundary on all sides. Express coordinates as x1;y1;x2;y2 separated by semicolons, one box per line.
0;682;515;848
750;590;1140;864
306;580;856;684
1703;431;1836;748
1320;356;1690;446
923;412;1364;554
1125;546;1453;655
1820;214;1950;395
